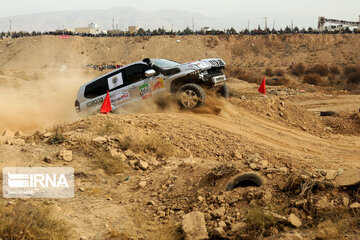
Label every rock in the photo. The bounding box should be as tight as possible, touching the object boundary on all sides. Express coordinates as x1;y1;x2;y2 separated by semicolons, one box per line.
138;181;147;188
198;196;204;202
259;160;269;169
80;236;88;240
335;169;360;187
325;170;337;180
279;167;288;174
287;213;302;227
247;153;260;163
128;160;137;169
43;132;53;138
58;149;73;162
230;222;247;233
316;220;339;239
0;136;6;145
266;173;274;179
2;129;14;138
79;187;85;192
146;156;160;166
137;160;149;170
342;195;350;207
233;150;242;159
44;156;52;163
315;196;332;210
15;130;26;138
124;149;137;158
212;207;226;218
9;138;25;145
301;126;307;131
213;227;226;237
249;163;257;170
218;221;226;229
277;181;287;191
182;211;208;240
350;202;360;209
93;136;107;144
109;148;126;160
159;211;166;218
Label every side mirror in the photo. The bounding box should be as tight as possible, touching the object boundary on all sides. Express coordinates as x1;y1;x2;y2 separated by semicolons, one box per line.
145;69;156;78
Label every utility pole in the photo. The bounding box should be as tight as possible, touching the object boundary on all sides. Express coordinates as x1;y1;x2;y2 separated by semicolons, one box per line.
291;19;294;31
264;16;268;32
247;19;250;31
273;19;275;30
112;18;115;30
9;20;12;33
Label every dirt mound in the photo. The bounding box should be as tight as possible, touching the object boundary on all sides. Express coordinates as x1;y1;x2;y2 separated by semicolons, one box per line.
322;112;360;136
1;34;360;239
230;96;327;136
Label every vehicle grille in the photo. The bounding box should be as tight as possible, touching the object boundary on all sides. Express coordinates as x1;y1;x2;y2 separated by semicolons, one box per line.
208;59;225;67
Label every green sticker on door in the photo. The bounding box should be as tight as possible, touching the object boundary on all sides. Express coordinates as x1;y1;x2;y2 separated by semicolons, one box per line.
139;83;152;99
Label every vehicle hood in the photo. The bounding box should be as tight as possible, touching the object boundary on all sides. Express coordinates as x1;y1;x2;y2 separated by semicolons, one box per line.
177;58;226;71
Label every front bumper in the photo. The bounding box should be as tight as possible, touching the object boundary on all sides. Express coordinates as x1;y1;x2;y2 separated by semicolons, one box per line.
212;74;227;86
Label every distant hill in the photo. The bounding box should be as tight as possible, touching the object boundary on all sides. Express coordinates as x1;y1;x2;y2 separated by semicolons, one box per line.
0;7;316;32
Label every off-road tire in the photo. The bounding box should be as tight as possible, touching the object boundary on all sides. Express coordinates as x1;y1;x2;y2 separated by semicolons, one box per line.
178;83;206;109
225;173;264;191
217;83;229;98
320;111;336;116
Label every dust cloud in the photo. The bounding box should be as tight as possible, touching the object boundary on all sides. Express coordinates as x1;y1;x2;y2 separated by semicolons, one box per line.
0;69;90;133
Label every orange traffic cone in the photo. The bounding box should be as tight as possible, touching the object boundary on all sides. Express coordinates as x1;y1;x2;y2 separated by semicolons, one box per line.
258;76;266;95
100;91;112;114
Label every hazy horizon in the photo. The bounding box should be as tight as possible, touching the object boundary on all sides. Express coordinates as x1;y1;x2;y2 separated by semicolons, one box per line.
0;1;359;32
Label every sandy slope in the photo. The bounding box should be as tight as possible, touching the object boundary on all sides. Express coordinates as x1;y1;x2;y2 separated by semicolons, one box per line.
0;35;359;239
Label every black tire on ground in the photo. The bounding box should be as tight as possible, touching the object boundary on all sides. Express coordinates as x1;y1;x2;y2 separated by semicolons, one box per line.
177;83;206;109
320;111;336;117
217;83;229;98
225;173;263;191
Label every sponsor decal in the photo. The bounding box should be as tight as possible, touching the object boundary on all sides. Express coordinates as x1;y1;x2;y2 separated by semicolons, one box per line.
139;83;152;99
3;167;74;198
111;91;130;104
108;72;124;90
151;77;165;91
86;96;104;108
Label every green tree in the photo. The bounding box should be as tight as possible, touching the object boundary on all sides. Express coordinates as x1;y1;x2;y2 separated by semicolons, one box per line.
137;28;145;35
284;26;291;33
183;27;193;34
227;27;237;34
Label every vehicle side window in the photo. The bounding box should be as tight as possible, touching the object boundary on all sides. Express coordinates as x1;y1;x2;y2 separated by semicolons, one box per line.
122;64;151;85
84;77;109;99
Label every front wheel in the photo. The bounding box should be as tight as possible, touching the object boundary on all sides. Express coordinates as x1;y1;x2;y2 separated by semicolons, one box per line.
217;83;229;98
177;83;206;109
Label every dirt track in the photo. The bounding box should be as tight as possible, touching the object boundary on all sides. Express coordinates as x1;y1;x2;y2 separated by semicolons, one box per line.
0;35;359;239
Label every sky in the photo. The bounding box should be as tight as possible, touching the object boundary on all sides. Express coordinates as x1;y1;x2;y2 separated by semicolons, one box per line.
0;0;359;31
1;0;360;19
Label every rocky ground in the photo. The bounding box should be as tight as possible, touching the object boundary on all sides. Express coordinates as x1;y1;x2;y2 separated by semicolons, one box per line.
0;35;359;239
1;79;360;239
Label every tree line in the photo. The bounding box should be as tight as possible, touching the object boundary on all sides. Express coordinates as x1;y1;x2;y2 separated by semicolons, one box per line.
1;26;359;39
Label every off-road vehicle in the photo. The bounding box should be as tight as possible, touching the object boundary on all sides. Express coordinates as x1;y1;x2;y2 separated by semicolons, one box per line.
75;58;228;113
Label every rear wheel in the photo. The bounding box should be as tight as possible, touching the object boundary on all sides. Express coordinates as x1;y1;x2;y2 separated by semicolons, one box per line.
178;83;206;109
217;83;229;98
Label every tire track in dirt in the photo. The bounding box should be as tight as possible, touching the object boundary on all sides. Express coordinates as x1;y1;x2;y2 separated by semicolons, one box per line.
186;106;360;168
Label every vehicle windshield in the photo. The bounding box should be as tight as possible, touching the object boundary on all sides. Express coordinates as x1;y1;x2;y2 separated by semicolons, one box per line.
151;59;180;68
